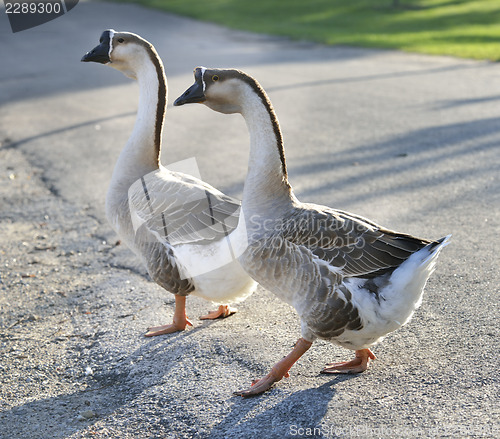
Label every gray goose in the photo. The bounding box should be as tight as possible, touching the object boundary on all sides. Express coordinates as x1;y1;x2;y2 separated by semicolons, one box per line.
175;67;450;396
81;33;256;337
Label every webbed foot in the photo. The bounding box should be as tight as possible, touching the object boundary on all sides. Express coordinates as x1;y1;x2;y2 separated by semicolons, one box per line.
321;349;375;374
200;304;237;320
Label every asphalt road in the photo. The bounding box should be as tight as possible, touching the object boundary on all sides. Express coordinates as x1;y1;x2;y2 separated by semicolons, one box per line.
0;2;499;438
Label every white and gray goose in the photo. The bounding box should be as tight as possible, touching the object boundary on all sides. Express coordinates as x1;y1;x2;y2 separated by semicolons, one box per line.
175;67;450;396
81;32;256;336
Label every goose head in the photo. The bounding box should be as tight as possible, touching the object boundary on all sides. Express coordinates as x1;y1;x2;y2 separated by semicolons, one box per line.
81;29;157;80
174;67;258;114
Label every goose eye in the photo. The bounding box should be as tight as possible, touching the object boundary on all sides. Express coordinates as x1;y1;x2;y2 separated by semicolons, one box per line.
212;75;219;82
117;38;125;43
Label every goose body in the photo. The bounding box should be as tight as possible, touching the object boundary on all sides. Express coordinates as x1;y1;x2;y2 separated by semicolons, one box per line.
81;32;256;336
175;67;450;395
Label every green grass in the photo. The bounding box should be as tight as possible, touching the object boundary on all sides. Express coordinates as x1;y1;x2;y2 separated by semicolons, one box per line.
116;0;500;61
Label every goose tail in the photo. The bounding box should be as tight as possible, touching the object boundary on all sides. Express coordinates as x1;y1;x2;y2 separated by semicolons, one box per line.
422;234;451;266
373;234;451;328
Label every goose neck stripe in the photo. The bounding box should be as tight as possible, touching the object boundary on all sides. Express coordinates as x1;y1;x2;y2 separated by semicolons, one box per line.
200;66;207;92
108;29;115;60
240;74;288;181
145;45;167;165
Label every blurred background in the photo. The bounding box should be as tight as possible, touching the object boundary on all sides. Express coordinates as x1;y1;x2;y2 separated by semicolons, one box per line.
115;0;500;61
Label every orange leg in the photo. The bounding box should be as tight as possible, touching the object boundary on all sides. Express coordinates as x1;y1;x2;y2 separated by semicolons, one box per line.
199;304;237;320
145;295;193;337
234;338;313;397
321;348;376;374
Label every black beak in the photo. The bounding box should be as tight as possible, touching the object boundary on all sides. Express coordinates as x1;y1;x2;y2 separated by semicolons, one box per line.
174;68;206;106
81;30;113;64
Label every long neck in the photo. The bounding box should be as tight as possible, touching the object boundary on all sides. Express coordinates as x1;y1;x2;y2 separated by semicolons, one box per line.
108;50;167;196
240;85;293;214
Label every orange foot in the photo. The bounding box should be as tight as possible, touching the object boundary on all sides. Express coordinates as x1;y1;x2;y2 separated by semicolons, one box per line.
234;338;313;397
144;295;192;337
233;369;285;397
199;304;237;320
144;318;192;337
321;348;376;374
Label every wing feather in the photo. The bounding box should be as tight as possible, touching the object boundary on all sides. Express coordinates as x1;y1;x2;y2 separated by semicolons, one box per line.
128;169;241;248
279;204;431;279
